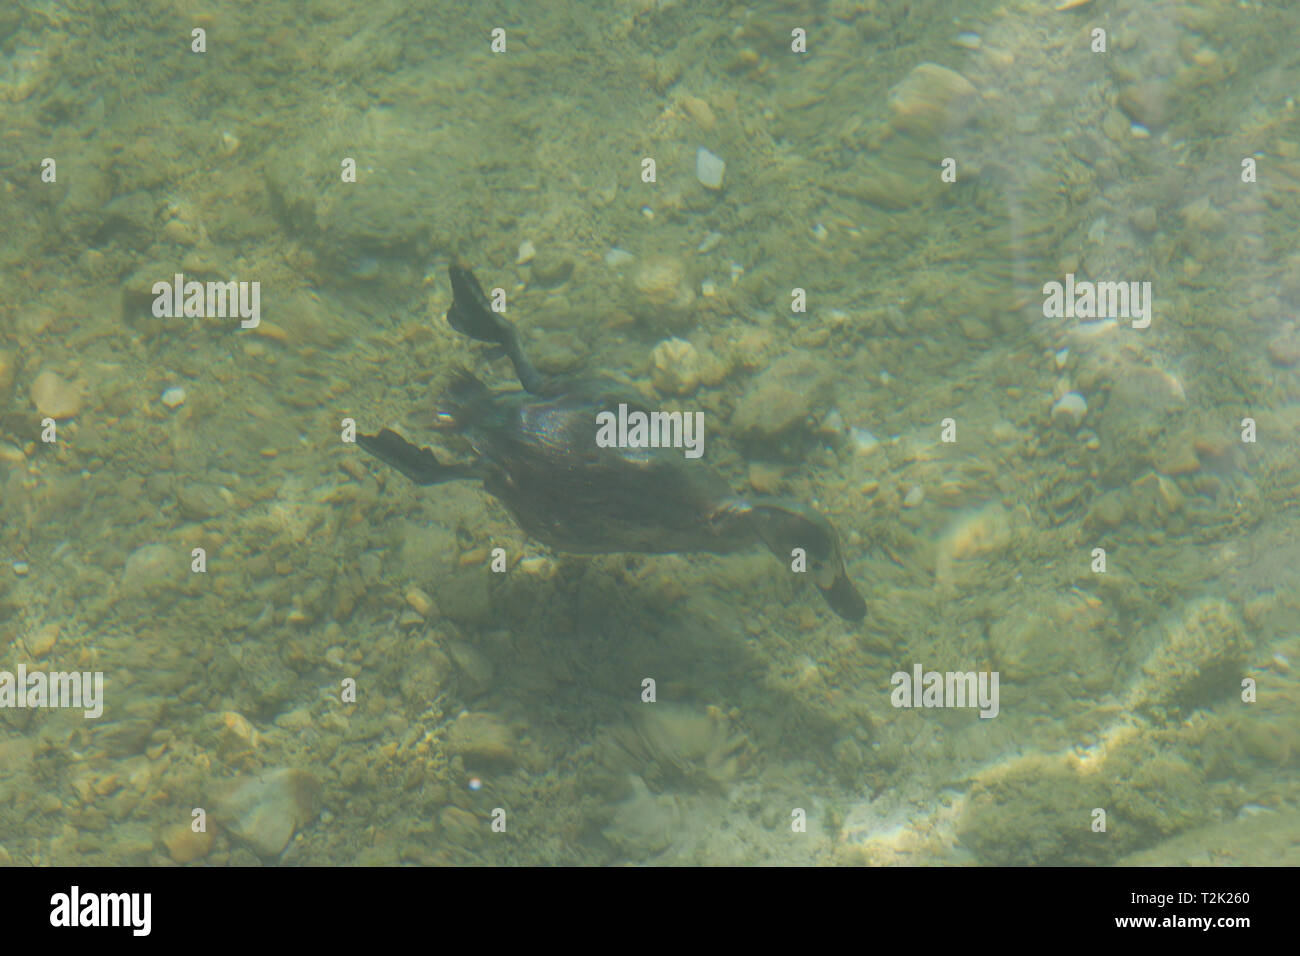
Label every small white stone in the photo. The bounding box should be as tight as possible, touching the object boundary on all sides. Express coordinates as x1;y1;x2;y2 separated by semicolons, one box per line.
516;240;536;265
849;427;879;454
605;248;635;268
518;556;556;579
1050;391;1087;429
161;386;186;408
695;147;725;190
903;485;925;508
30;371;82;419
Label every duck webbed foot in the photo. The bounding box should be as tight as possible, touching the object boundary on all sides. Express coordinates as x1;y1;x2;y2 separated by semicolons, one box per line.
356;428;479;486
447;263;545;395
741;498;867;622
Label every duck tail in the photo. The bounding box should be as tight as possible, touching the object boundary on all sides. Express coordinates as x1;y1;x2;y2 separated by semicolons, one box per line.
437;367;494;427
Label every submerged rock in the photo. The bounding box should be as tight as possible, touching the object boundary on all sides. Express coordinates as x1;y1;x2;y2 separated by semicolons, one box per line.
731;354;834;443
211;768;321;858
446;711;517;765
650;337;702;395
1129;597;1249;714
600;703;752;790
629;255;695;329
30;371;83;419
121;543;186;596
162;822;213;864
695;147;725;190
886;63;979;136
602;775;679;859
1266;324;1300;367
1050;391;1087;430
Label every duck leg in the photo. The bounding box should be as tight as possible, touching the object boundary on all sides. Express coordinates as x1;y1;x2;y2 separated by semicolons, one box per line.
447;263;545;395
356;428;481;486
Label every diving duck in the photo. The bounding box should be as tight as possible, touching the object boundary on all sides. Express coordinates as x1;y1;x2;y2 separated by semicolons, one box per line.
356;264;867;622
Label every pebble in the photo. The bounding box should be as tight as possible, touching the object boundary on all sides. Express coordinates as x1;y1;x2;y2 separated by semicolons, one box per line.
1130;206;1158;233
517;555;556;578
650;337;702;395
162;823;213;864
161;386;186;409
731;355;834;440
404;586;436;617
516;239;536;265
1050;391;1087;429
276;708;315;732
940;504;1010;561
446;712;517;765
177;483;227;520
631;255;695;326
1118;80;1171;129
849;427;880;454
697;231;723;254
747;461;784;494
447;641;494;696
29;371;83;419
121;543;185;596
221;711;259;750
605;248;636;268
529;252;574;288
816;409;845;438
903;485;925;508
886;63;978;136
679;94;716;130
1266;325;1300;367
13;561;29;576
28;623;58;658
695;147;725;190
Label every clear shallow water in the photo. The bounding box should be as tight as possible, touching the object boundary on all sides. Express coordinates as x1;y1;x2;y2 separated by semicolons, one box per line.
0;0;1297;866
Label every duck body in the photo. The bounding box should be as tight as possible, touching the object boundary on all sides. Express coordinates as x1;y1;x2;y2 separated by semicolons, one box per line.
445;375;744;555
357;264;867;622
